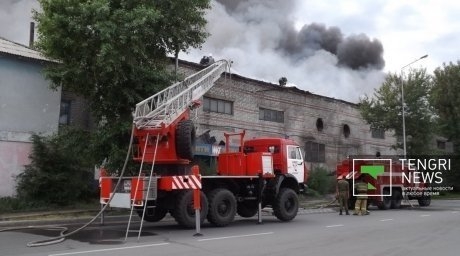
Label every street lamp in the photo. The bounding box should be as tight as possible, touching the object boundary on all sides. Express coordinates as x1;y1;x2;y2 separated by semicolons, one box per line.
401;54;428;157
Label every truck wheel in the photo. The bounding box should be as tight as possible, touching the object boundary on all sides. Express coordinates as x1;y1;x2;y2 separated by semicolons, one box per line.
418;195;431;207
137;207;168;222
378;188;392;210
173;190;208;228
378;196;392;210
237;201;259;218
176;120;196;160
273;188;298;221
207;188;237;227
391;190;402;209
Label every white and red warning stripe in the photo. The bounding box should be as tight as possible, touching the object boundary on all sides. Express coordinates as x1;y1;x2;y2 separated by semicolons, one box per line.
172;175;202;190
345;171;361;179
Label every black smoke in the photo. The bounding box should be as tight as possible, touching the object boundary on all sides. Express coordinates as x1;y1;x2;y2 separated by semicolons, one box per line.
337;34;385;69
215;0;385;70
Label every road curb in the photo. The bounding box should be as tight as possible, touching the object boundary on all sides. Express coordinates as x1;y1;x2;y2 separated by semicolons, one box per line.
0;205;336;228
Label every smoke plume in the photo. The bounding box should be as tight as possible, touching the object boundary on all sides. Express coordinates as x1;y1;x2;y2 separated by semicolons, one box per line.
185;0;386;102
0;0;386;102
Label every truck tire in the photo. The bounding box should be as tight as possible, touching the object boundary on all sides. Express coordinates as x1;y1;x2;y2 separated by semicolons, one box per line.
378;188;392;210
377;196;392;210
418;195;431;207
391;190;402;209
176;120;196;160
173;190;208;228
237;201;259;218
207;188;237;227
273;188;298;221
137;207;168;222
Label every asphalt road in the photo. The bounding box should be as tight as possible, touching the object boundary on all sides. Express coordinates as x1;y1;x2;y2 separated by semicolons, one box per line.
1;200;459;256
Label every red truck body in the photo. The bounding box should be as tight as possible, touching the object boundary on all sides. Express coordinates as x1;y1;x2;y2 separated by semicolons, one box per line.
100;60;308;229
336;158;431;209
101;132;307;228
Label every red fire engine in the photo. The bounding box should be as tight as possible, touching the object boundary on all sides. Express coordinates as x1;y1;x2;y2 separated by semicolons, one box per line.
336;158;431;209
100;60;308;228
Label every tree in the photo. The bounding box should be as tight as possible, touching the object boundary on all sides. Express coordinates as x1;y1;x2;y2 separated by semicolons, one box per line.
359;69;435;155
16;129;96;206
33;0;210;171
430;62;460;190
431;62;460;153
34;0;210;124
152;0;211;75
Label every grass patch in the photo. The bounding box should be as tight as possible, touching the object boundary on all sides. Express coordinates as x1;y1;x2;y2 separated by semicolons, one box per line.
0;196;100;214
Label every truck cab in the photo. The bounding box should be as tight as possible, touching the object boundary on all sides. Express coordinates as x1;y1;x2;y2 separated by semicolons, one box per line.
243;138;307;183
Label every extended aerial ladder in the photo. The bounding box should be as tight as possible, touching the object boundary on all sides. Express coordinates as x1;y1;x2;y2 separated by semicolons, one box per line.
131;60;230;164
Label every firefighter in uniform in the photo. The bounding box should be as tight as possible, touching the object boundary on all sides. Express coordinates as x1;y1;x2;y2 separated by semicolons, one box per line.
336;176;350;215
354;177;369;215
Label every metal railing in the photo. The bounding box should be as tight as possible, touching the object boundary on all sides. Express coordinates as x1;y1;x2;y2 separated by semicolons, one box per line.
133;60;229;129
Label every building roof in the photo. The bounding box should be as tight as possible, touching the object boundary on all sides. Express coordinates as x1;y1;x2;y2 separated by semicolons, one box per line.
176;58;357;107
0;37;51;62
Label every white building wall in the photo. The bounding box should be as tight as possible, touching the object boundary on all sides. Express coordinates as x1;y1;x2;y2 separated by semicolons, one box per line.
0;56;60;196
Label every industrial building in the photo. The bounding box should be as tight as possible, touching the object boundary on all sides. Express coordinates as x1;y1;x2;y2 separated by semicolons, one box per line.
176;59;397;171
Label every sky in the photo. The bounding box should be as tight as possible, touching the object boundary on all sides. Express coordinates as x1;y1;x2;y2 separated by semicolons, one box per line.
1;0;459;102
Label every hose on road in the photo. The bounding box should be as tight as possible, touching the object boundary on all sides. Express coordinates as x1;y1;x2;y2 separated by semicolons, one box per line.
0;124;135;247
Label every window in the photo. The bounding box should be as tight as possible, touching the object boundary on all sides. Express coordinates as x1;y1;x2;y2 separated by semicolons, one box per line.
304;141;325;163
288;146;302;160
203;97;233;115
371;128;385;139
259;108;284;123
59;100;71;125
343;124;350;138
316;118;324;132
268;145;280;153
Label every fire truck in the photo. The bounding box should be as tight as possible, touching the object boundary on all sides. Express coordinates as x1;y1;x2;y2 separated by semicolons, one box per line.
100;60;307;229
336;158;431;210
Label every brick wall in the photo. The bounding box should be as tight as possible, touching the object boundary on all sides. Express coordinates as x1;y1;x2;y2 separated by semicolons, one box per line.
60;90;95;130
176;59;398;171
